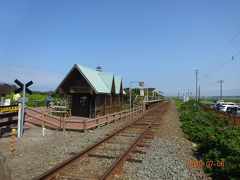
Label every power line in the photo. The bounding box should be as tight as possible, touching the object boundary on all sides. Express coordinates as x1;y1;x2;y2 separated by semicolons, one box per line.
208;28;240;65
199;28;240;78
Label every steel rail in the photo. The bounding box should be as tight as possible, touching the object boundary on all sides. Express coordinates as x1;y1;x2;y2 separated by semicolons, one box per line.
99;110;163;179
33;102;167;180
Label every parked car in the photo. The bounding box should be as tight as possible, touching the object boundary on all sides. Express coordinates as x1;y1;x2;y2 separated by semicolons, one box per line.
226;107;237;115
219;102;237;112
226;106;240;116
212;100;224;110
237;107;240;117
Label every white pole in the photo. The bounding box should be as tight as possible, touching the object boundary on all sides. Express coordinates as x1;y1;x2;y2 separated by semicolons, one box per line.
20;83;26;137
17;103;21;138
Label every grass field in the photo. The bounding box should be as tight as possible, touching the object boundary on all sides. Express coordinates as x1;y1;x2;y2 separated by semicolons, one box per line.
4;92;62;107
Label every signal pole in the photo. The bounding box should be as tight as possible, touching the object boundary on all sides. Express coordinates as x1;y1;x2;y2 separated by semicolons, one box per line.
218;80;224;99
195;70;199;101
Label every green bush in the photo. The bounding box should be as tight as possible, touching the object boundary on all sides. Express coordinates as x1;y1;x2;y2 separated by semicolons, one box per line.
179;100;240;179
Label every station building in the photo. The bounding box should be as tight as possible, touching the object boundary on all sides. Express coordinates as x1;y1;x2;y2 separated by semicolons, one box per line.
56;64;125;118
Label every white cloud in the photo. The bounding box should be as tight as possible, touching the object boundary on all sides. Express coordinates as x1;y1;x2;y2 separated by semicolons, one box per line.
0;66;65;91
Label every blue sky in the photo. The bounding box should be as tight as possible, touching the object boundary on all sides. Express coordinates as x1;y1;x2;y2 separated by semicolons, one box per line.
0;0;240;96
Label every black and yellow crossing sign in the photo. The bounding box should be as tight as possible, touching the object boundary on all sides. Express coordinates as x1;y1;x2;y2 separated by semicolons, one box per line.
0;105;19;113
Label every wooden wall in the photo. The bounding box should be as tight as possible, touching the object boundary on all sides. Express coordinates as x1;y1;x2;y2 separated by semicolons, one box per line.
95;94;123;117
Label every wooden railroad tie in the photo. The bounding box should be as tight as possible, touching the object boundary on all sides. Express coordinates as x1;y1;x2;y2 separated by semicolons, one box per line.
88;154;142;163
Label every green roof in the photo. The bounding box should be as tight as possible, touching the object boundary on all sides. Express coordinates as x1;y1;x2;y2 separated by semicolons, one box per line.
114;75;122;94
57;64;124;94
99;72;114;92
76;64;110;93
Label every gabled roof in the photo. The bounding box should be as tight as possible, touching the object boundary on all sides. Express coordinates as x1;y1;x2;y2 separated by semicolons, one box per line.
114;75;122;94
99;72;114;92
77;65;110;94
56;64;124;95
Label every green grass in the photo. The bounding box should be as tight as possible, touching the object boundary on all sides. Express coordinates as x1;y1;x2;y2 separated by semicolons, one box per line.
4;92;62;107
173;99;182;109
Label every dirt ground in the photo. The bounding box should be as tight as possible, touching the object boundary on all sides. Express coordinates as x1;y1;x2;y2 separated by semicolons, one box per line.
0;101;207;179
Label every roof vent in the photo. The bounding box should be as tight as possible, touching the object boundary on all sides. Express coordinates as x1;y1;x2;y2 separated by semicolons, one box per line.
96;66;102;72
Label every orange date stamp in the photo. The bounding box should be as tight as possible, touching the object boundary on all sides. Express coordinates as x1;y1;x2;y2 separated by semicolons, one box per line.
188;160;224;168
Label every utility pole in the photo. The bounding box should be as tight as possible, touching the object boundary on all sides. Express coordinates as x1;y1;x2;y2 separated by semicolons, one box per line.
198;85;200;101
218;80;224;99
195;70;199;101
178;91;179;99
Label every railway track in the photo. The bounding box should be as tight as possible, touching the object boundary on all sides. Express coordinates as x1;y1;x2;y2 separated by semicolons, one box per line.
34;101;169;180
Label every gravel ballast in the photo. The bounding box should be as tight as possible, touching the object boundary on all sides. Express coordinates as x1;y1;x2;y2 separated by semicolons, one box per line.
120;101;207;179
0;102;208;179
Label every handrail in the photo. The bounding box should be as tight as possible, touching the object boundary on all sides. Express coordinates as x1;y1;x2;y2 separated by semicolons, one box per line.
26;107;61;121
26;113;60;128
25;105;145;131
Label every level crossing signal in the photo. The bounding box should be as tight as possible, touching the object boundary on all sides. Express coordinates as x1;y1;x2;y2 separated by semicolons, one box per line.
14;79;33;95
13;79;33;138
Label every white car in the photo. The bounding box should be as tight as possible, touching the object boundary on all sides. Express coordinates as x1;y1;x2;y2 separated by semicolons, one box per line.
212;100;224;110
226;106;240;116
219;102;237;112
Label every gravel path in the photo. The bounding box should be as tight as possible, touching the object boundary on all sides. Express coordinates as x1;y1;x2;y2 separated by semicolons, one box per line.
0;102;208;179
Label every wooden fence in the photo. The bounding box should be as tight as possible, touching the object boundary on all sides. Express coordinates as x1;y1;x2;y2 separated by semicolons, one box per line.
25;105;145;132
201;105;240;127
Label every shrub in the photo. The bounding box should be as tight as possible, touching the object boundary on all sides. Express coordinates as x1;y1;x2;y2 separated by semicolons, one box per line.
179;100;240;179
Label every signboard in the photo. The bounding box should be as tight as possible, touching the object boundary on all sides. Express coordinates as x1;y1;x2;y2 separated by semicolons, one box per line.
0;105;19;113
140;89;144;96
4;99;11;106
139;82;144;87
18;97;29;103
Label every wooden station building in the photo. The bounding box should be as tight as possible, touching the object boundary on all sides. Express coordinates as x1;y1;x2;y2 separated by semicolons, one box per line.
56;64;125;118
